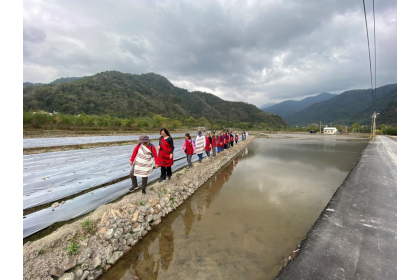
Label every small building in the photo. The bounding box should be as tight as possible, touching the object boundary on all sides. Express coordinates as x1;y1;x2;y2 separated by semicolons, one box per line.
323;127;337;134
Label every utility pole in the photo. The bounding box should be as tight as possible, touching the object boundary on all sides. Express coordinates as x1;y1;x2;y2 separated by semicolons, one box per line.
371;111;377;141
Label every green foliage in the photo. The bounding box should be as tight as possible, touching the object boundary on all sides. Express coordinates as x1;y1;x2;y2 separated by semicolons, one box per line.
63;242;79;258
140;201;146;206
81;219;95;233
23;71;287;128
37;250;44;255
383;127;397;135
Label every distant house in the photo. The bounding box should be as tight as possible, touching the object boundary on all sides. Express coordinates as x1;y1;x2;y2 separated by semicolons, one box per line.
323;127;337;134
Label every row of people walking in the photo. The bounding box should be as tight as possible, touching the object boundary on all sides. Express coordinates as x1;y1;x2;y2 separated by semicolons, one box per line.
129;128;248;193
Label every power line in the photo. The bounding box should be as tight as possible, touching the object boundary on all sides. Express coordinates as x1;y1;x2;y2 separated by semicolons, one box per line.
373;0;377;103
362;0;375;111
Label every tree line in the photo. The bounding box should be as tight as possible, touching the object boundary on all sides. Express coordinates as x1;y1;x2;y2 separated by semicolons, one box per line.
23;111;279;131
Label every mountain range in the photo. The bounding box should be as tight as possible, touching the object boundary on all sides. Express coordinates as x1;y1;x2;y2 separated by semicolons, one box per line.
23;71;287;127
261;92;336;118
283;84;397;126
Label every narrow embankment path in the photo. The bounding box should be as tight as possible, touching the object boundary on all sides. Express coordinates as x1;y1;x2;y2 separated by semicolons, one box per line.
275;136;397;280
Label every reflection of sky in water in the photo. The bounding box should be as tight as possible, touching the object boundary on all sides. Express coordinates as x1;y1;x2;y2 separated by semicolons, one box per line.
101;139;368;280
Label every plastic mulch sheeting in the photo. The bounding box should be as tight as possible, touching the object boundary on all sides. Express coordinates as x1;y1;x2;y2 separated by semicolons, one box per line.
23;139;186;209
23;133;195;148
23;154;200;238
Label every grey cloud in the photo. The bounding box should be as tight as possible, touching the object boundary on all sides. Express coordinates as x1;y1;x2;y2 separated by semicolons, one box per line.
23;25;46;43
23;0;397;106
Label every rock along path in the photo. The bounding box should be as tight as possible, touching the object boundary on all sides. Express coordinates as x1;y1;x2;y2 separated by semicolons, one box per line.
275;135;397;280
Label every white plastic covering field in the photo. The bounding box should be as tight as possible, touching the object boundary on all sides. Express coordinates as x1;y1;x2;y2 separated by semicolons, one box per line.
23;157;198;238
23;139;187;209
23;133;194;148
23;137;244;238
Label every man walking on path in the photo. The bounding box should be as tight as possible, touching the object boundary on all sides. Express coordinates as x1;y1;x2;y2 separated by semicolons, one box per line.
129;135;158;194
195;130;206;163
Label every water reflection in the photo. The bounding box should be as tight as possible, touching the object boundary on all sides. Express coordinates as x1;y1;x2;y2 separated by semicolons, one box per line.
101;139;367;280
102;160;237;280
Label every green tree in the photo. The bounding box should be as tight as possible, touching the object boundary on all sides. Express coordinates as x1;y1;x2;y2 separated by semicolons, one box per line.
352;123;361;133
172;120;182;129
186;117;196;127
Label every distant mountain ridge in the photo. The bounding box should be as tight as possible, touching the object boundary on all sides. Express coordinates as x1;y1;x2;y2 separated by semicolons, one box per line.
23;77;84;87
259;102;277;109
23;82;43;87
262;92;336;118
23;71;287;127
284;84;397;126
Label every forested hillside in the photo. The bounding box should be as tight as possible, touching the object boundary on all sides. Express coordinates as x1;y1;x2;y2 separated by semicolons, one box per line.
284;84;397;126
376;98;397;126
23;71;287;127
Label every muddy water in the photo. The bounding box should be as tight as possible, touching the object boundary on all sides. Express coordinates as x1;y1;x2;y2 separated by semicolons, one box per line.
101;139;368;280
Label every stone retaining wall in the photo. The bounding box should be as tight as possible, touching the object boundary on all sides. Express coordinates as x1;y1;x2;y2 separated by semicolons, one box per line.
23;137;255;280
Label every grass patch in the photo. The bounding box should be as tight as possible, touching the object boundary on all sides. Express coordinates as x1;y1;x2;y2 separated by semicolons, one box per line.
81;219;95;233
37;250;44;255
63;242;79;258
140;201;146;206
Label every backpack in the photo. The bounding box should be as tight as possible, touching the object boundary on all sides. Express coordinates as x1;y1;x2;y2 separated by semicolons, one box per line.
184;139;193;153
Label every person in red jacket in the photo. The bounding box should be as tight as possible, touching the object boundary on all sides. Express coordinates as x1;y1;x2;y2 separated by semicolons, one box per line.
129;135;158;194
211;132;217;156
235;131;239;144
157;128;175;182
217;132;223;153
205;132;212;159
224;131;228;150
180;133;196;168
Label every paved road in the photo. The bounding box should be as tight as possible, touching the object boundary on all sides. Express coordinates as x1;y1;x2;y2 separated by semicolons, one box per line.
275;136;397;280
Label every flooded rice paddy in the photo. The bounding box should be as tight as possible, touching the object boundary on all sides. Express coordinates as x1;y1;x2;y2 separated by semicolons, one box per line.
100;138;368;280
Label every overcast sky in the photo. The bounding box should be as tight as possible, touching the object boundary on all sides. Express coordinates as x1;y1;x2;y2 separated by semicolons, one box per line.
23;0;397;107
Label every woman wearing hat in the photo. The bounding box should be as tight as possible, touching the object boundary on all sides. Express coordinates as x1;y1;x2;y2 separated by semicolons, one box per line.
129;135;158;193
157;128;175;182
195;130;206;163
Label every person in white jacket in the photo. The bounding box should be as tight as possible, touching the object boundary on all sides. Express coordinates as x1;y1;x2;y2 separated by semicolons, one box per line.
195;130;206;163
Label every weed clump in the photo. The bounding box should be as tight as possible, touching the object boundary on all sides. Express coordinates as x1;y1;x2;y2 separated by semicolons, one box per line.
81;219;95;233
63;242;79;258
